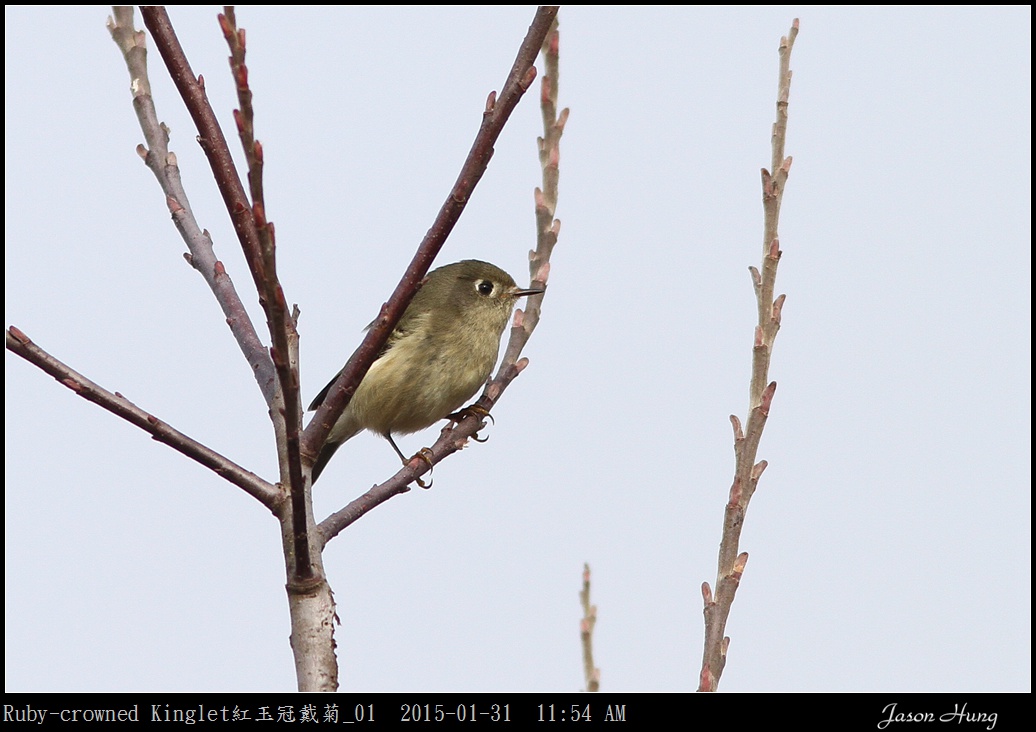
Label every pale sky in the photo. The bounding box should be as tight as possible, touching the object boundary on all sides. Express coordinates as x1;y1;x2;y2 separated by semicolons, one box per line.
5;6;1031;692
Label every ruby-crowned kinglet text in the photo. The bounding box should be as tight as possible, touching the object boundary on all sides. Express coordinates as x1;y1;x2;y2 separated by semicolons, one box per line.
308;259;544;482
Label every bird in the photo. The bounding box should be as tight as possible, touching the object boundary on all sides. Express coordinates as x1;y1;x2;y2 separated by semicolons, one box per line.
308;259;544;482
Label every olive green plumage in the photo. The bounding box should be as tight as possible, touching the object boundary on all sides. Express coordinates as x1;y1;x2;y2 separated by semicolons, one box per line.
309;260;542;482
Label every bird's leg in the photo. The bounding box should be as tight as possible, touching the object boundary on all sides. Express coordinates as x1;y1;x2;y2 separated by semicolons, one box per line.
388;434;434;489
446;404;494;442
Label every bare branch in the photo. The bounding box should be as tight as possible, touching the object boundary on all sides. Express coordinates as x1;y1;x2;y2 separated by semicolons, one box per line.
315;349;522;542
302;6;560;468
522;17;566;343
101;6;562;684
6;327;283;511
120;7;310;578
316;359;527;543
218;8;262;207
107;7;275;400
139;8;275;308
138;9;300;428
580;563;601;692
318;9;565;541
700;19;798;692
216;7;309;581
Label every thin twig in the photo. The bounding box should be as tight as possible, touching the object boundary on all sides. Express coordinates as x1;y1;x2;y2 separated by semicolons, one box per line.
580;563;600;692
5;327;284;511
302;6;560;469
219;7;262;206
217;7;310;581
496;18;566;381
139;8;289;347
699;19;798;693
317;358;529;544
318;8;565;543
132;7;311;577
106;7;275;401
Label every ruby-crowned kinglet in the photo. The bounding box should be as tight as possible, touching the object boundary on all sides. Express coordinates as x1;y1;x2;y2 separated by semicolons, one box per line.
308;259;544;482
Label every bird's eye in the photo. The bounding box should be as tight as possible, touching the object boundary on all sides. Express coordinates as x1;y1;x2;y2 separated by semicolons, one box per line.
476;280;494;296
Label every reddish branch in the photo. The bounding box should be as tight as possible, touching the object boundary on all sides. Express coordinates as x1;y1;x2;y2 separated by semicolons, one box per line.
219;8;262;206
318;10;566;543
107;7;275;400
302;6;560;469
140;8;276;310
318;356;531;544
138;7;312;578
6;327;283;510
216;8;310;581
104;7;562;549
699;20;798;692
6;6;566;692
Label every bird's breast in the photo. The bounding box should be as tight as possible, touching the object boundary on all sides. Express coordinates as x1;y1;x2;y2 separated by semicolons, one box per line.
345;321;500;437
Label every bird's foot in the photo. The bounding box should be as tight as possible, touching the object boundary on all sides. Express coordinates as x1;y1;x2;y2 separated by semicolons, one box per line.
409;447;435;489
447;404;494;442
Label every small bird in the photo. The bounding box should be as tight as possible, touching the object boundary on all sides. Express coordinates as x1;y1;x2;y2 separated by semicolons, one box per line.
308;259;544;482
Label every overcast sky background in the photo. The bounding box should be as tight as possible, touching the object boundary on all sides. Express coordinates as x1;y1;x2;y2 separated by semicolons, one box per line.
5;6;1030;693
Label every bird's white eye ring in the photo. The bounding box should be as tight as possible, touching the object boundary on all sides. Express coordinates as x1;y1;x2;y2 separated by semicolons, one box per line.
476;280;494;296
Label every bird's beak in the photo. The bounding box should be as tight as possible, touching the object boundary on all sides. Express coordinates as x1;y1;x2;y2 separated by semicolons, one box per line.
510;285;545;298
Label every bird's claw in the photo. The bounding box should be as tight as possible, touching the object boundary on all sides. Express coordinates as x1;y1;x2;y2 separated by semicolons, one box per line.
410;447;435;489
447;404;494;442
